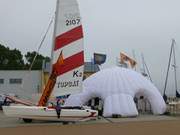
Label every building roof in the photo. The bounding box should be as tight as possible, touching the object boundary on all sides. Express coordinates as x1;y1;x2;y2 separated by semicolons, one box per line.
84;62;100;73
42;61;100;73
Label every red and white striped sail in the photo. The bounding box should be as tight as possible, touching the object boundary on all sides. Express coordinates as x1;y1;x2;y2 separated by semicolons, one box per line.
52;0;84;96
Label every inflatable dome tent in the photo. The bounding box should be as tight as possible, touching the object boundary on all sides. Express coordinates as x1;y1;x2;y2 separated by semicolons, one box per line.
65;67;166;117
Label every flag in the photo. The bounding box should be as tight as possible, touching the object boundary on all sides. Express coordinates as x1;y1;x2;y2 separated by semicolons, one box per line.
57;51;64;66
120;52;137;68
53;51;64;71
94;53;107;65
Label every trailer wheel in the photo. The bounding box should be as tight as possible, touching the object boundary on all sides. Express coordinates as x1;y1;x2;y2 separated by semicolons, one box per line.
23;118;32;123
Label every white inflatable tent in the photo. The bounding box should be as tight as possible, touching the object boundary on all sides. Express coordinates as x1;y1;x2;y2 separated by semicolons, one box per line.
65;67;166;117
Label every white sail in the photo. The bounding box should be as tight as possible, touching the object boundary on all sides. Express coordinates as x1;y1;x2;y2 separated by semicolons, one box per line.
52;0;84;96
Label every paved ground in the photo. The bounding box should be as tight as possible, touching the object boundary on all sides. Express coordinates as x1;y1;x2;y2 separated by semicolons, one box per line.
0;110;179;128
1;110;180;135
0;111;108;128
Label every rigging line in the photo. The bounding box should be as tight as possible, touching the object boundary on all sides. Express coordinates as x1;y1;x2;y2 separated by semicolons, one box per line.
144;61;152;82
174;40;180;70
29;15;55;71
101;116;113;123
141;53;146;75
141;53;152;82
15;15;55;97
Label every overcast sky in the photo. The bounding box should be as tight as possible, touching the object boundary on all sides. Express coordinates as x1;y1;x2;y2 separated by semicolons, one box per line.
0;0;180;95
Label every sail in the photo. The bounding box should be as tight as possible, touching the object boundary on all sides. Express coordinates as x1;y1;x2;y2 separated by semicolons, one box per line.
52;0;84;96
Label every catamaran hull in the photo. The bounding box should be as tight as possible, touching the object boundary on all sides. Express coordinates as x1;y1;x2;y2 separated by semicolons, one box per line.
2;106;98;122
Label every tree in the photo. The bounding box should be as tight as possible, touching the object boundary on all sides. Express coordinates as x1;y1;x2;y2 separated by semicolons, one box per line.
25;51;50;70
7;49;25;70
0;44;50;70
0;44;25;70
0;44;8;69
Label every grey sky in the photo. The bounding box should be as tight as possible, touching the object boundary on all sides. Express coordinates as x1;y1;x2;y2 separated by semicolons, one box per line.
0;0;180;95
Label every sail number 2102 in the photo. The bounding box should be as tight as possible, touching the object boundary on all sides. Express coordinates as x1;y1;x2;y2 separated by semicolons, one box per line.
66;19;80;26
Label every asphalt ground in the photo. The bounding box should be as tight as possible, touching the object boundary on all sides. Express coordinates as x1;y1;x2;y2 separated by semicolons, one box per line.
1;111;180;135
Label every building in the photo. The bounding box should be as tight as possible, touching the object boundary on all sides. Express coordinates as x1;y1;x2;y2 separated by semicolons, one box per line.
0;62;100;98
42;61;100;85
41;61;51;92
0;70;42;98
83;62;100;80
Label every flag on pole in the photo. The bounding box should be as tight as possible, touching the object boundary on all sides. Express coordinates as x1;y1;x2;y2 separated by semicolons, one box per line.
120;52;137;68
94;53;107;65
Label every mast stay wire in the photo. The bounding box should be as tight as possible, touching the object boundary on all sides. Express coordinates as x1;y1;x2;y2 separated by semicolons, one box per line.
17;15;55;99
29;15;55;71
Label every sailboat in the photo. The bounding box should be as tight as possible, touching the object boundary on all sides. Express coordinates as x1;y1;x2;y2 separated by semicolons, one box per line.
2;0;98;122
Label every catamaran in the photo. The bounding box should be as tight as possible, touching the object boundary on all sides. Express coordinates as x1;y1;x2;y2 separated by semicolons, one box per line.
3;0;98;123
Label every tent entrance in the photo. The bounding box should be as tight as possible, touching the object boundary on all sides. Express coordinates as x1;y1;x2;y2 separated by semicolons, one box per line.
134;93;152;114
87;97;103;116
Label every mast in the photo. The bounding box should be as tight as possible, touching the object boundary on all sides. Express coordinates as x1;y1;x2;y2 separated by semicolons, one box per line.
50;0;59;74
163;39;174;102
172;39;180;97
172;39;178;94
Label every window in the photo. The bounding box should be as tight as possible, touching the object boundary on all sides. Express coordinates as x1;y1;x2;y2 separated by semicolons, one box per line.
9;78;22;84
0;79;4;84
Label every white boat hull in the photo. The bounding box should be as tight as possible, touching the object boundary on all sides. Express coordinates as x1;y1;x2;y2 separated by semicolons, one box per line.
2;106;98;122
